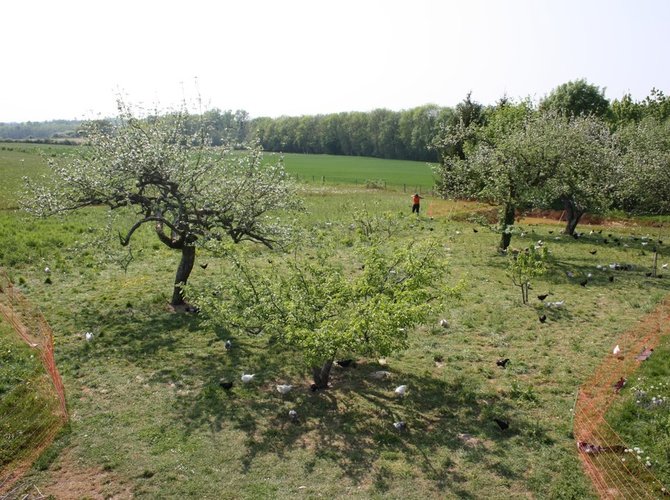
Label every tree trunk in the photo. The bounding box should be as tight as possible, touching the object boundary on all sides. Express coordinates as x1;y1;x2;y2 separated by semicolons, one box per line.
171;245;196;306
652;249;658;277
563;199;584;236
312;359;334;389
499;203;516;250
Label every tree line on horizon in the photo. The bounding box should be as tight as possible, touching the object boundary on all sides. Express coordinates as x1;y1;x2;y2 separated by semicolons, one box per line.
3;80;668;163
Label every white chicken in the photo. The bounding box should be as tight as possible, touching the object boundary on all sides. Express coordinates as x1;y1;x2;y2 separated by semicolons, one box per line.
276;384;293;395
394;385;408;397
241;374;255;383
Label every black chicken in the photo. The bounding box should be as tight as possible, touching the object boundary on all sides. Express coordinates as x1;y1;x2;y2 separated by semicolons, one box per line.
219;380;233;390
496;358;510;368
493;418;509;430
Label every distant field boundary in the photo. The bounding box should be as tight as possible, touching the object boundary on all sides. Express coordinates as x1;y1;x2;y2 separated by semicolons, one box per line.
0;270;68;495
290;174;434;194
574;296;670;498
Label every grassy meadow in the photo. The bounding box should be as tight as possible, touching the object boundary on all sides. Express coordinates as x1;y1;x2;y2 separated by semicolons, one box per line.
1;144;669;498
271;152;436;191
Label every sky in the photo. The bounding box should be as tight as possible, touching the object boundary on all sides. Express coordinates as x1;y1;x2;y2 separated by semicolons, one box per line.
3;0;669;122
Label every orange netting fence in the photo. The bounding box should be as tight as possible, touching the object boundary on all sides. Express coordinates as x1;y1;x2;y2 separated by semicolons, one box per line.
574;297;670;499
0;270;68;494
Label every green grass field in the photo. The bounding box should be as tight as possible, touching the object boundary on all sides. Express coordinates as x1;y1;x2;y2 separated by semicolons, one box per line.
1;144;669;498
271;152;436;192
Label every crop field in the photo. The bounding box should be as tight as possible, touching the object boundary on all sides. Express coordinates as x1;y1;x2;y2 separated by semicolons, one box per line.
272;153;436;191
1;145;669;498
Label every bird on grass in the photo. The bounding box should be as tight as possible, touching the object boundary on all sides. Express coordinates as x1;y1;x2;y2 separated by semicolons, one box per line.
539;315;547;324
288;409;299;423
370;370;392;380
579;279;588;287
224;339;232;350
241;373;255;383
199;262;208;269
439;318;449;328
496;358;510;369
645;272;653;277
663;263;668;269
393;421;407;431
309;383;319;392
545;300;565;308
613;345;621;356
219;380;233;390
609;275;615;282
493;418;509;430
394;385;408;397
577;441;625;454
636;347;654;361
566;271;575;278
336;359;356;368
614;377;626;393
473;228;478;233
44;277;52;284
85;331;93;341
589;250;597;255
537;294;549;301
277;384;294;395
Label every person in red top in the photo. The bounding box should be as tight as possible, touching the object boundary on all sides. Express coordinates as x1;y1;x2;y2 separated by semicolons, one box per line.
411;193;422;214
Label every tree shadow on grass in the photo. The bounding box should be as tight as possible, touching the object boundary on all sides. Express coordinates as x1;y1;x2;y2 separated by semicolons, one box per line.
169;359;554;497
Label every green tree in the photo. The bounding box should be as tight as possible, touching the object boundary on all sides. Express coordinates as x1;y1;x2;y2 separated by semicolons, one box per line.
23;100;300;307
541;114;619;235
509;245;548;304
197;238;450;388
610;93;644;126
539;79;610;119
616;117;670;215
433;100;535;250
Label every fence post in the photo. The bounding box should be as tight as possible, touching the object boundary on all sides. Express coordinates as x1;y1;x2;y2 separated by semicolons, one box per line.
322;176;325;184
403;184;406;193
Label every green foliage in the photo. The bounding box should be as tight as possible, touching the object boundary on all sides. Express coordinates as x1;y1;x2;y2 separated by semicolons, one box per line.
196;236;450;369
253;105;446;162
434;107;619;242
616;117;670;215
508;244;549;304
539;79;610;119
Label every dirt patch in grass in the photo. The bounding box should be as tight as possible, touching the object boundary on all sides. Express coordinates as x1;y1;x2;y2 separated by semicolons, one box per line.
40;448;132;499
